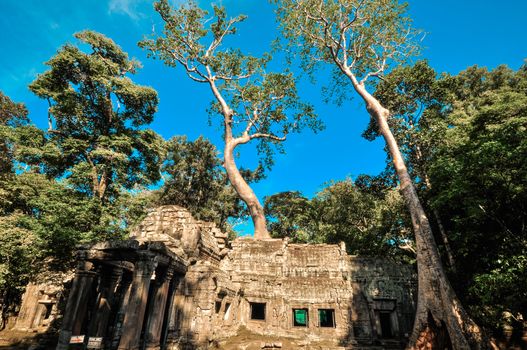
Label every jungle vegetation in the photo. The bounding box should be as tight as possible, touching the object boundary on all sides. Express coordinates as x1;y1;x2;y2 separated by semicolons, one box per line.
0;0;525;347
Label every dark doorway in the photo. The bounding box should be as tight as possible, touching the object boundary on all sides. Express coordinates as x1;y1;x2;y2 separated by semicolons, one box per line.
250;302;266;320
379;311;393;338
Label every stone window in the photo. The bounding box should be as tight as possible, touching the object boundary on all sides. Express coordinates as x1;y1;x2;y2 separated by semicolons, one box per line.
215;301;222;313
249;302;266;321
292;308;308;327
318;309;335;328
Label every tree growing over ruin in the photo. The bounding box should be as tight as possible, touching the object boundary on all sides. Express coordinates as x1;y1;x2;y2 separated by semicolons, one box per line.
274;0;490;348
140;0;322;239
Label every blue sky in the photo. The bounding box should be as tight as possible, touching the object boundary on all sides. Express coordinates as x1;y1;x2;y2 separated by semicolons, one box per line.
1;0;526;232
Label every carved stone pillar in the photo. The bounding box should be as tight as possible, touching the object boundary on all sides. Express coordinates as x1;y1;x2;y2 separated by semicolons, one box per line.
56;258;97;350
117;253;157;350
90;265;123;338
144;265;174;350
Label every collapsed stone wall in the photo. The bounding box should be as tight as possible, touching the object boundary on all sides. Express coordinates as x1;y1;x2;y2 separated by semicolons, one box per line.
130;206;227;259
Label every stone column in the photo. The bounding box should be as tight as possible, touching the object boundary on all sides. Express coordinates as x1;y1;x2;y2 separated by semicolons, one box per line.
90;265;123;338
144;265;175;350
56;257;97;350
166;276;185;342
109;271;133;350
117;253;157;350
160;274;181;347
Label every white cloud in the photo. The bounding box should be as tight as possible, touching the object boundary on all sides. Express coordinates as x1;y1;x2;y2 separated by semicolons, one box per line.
108;0;145;20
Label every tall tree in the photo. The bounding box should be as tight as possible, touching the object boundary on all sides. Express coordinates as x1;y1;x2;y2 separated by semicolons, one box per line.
30;30;163;202
367;61;457;271
274;0;489;348
140;0;322;239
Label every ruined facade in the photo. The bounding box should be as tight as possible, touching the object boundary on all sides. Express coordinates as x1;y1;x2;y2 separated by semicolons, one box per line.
11;206;416;349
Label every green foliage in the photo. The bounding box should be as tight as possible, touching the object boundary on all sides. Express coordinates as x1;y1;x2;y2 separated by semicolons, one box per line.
427;64;527;331
156;136;247;230
0;212;41;295
0;92;29;175
29;30;163;201
265;179;412;259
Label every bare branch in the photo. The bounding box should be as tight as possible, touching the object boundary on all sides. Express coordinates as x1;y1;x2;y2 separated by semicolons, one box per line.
250;132;286;142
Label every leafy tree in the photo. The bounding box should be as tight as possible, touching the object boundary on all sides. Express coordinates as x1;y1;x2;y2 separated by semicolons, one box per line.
0;212;41;329
265;179;412;259
0;92;29;175
0;32;168;322
274;0;488;348
426;64;527;339
140;0;322;239
156;136;248;230
29;30;163;202
265;191;316;241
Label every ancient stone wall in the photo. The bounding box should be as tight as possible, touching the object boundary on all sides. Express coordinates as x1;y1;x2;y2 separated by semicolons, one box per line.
6;206;416;350
12;270;72;334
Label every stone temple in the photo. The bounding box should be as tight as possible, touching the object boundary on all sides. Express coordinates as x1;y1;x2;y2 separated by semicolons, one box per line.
9;206;417;350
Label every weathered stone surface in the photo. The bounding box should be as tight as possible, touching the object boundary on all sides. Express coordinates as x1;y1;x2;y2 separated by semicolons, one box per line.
7;206;416;350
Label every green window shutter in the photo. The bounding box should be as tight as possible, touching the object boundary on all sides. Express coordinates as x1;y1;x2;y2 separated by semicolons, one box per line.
294;309;307;326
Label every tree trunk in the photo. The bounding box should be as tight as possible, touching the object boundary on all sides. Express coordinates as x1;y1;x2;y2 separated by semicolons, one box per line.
421;172;457;272
432;207;457;272
349;76;489;349
208;78;270;240
224;141;270;240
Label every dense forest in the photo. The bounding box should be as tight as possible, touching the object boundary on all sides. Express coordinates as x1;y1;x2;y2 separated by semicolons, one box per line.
0;0;525;348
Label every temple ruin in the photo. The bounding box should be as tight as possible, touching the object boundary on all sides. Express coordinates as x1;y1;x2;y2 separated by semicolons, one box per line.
8;206;417;349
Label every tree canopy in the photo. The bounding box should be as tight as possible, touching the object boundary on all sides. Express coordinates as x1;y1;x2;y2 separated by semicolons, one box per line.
265;179;412;259
30;30;163;202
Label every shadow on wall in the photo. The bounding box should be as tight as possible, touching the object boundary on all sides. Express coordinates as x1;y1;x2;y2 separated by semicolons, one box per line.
339;257;418;349
165;271;210;350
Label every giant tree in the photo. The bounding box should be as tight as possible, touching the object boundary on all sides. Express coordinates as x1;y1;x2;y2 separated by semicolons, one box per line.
274;0;489;348
30;31;163;202
367;61;457;271
140;0;321;239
